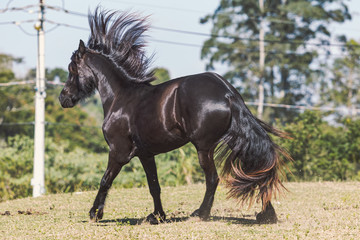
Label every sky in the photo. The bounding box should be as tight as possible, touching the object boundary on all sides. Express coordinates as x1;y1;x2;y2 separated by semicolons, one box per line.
1;0;360;80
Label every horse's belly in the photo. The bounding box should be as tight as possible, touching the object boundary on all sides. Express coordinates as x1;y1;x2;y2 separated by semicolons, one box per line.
138;127;189;155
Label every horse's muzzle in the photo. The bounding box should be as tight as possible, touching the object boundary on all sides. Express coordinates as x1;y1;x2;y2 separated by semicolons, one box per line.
59;94;75;108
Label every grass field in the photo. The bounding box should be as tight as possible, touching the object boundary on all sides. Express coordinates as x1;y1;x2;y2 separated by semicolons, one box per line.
0;182;359;239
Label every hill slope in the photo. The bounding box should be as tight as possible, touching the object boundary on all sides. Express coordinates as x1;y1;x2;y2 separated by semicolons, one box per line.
0;182;359;239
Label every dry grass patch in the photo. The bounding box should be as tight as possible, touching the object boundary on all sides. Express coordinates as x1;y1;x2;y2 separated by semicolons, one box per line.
0;182;359;239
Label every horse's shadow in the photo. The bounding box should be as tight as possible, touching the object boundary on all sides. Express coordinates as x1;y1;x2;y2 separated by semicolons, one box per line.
94;215;257;226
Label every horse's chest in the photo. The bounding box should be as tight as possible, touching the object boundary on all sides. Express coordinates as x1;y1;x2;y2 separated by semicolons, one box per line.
102;111;131;144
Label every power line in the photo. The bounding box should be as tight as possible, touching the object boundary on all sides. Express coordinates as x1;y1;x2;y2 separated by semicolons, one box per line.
45;1;315;26
45;121;101;128
1;19;66;35
44;0;209;15
0;121;34;126
44;24;60;33
44;4;87;17
3;21;348;60
2;0;15;10
17;24;37;36
245;102;358;113
2;3;353;51
41;19;357;59
0;79;64;87
47;80;64;86
57;0;65;9
0;121;101;128
0;20;17;25
1;17;354;59
0;82;357;114
0;11;355;70
0;19;38;36
151;39;202;48
152;26;358;49
45;19;87;31
102;0;209;14
2;3;359;50
0;80;34;86
0;4;38;13
43;17;358;54
0;19;36;25
1;101;358;129
41;4;360;49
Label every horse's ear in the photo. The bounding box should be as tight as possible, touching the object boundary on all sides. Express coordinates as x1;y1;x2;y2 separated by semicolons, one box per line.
77;40;86;58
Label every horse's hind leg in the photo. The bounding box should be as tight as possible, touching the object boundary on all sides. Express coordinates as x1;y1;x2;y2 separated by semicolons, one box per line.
256;200;278;224
191;150;219;220
140;156;166;224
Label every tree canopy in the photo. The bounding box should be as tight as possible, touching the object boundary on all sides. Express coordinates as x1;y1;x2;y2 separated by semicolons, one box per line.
201;0;352;122
0;54;105;152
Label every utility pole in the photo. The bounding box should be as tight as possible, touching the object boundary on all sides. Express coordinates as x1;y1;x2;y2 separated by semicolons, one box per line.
257;0;265;119
31;0;46;197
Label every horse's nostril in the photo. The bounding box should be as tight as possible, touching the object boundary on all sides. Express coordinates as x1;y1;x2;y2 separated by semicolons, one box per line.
59;95;71;108
59;93;65;103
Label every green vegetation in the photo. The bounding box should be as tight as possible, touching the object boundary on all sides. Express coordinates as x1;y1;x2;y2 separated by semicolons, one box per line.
0;57;204;201
1;53;360;201
151;67;171;85
0;182;359;239
2;111;360;201
201;0;353;122
1;4;359;238
0;132;203;201
1;1;360;203
278;111;360;181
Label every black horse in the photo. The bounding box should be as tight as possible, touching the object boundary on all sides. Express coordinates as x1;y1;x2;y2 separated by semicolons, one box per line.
59;8;291;224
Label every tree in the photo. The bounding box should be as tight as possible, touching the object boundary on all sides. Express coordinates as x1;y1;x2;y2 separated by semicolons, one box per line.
277;111;359;181
320;39;360;119
151;67;171;85
0;54;22;71
0;54;34;138
24;67;67;83
0;62;106;152
201;0;351;122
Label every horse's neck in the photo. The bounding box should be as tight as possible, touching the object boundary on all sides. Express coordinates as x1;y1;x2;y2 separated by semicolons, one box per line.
96;73;118;116
86;54;141;118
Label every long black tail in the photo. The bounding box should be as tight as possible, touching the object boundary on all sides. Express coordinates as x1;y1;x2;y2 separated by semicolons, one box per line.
214;95;291;208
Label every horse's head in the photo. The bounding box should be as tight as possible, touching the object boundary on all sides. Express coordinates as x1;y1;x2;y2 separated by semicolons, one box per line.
59;40;96;108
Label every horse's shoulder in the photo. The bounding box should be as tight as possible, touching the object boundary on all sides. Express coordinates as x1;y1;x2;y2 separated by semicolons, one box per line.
102;108;130;133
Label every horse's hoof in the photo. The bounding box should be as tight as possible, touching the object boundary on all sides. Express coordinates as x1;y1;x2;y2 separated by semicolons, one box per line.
256;211;278;224
146;213;165;225
89;207;97;222
190;209;210;220
89;206;104;222
190;209;200;217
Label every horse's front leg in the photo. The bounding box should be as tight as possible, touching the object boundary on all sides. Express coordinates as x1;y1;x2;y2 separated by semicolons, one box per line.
89;150;130;222
139;156;166;224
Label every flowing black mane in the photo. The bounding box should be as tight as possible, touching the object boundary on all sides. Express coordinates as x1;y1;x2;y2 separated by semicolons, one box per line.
87;7;154;83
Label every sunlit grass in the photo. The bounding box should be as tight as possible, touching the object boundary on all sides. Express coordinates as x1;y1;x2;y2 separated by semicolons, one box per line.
0;182;359;239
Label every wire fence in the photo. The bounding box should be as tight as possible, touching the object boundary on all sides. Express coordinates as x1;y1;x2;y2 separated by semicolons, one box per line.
1;1;359;130
0;101;358;129
0;79;64;87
